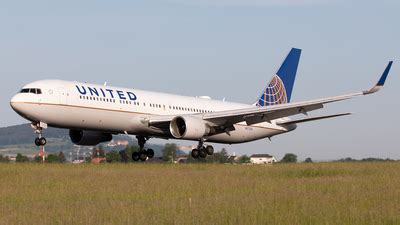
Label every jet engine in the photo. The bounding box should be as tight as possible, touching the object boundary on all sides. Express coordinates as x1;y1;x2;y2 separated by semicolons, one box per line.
169;116;210;139
69;130;112;146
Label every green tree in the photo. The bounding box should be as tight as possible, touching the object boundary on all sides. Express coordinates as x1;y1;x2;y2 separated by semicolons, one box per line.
238;155;251;164
92;146;106;158
34;155;42;163
216;148;230;163
16;153;29;163
204;148;230;163
119;150;129;163
162;143;177;162
281;153;297;163
305;157;313;163
106;151;121;163
0;154;10;163
46;154;60;163
85;156;92;163
123;145;140;162
98;145;106;157
58;151;66;163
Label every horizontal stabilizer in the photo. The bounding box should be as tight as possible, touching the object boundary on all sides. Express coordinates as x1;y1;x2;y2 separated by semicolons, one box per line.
276;113;351;126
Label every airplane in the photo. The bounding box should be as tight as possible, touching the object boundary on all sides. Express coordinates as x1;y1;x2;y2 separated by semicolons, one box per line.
10;48;393;161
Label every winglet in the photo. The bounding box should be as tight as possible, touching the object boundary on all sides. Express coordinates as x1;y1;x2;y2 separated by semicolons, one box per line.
363;61;393;95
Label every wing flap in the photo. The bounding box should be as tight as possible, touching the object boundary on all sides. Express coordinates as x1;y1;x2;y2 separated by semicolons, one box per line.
276;113;351;126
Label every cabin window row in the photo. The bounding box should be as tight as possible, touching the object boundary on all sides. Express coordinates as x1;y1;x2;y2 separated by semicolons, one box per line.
170;105;212;113
80;95;213;113
80;95;141;106
80;95;116;103
148;103;212;113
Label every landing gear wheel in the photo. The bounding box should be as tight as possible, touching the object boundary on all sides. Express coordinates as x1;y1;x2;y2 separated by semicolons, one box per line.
139;151;147;161
132;152;140;161
136;136;151;161
35;137;47;146
39;137;47;146
35;138;41;147
191;149;200;159
199;149;207;158
205;146;214;155
146;149;155;159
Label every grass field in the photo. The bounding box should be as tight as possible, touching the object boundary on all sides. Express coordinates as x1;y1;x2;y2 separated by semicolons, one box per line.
1;163;400;225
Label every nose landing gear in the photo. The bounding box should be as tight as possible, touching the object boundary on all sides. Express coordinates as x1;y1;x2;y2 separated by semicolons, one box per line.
31;122;47;163
31;122;47;146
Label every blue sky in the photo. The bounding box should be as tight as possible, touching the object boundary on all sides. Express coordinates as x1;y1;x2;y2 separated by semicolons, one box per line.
1;0;399;160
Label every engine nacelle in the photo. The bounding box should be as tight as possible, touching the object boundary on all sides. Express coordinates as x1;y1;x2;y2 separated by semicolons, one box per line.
169;116;210;140
69;130;112;146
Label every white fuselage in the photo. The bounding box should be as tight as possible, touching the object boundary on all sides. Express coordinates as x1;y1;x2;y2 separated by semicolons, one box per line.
10;80;293;144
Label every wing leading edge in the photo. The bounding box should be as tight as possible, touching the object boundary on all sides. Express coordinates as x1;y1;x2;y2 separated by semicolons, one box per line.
203;61;393;126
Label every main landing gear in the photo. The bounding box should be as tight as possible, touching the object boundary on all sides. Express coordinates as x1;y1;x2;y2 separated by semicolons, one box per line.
32;122;47;146
191;139;214;159
132;136;155;162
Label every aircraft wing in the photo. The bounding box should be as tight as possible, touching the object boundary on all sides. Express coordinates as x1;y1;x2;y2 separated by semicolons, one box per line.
143;61;392;130
203;61;393;126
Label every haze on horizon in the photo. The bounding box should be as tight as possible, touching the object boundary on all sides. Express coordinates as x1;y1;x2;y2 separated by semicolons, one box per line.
0;0;399;161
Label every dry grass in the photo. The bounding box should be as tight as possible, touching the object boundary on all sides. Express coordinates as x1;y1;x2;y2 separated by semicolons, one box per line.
1;162;400;225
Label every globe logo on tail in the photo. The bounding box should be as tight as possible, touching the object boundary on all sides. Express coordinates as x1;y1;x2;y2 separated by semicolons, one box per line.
257;75;288;107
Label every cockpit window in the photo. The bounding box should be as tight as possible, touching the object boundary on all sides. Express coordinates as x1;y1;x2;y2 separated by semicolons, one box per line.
20;88;42;94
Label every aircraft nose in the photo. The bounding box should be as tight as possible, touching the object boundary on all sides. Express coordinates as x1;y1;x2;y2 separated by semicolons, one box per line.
10;94;23;112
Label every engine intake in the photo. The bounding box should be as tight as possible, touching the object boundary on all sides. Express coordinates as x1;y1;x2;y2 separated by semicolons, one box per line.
69;130;112;146
169;116;210;140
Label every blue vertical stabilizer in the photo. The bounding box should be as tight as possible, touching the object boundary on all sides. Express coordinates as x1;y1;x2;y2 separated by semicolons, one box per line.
256;48;301;107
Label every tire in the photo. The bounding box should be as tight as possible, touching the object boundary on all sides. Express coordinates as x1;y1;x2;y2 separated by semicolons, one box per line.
191;149;199;159
205;146;214;155
34;138;41;147
139;151;147;161
146;149;155;159
132;152;140;161
199;149;207;158
39;137;47;146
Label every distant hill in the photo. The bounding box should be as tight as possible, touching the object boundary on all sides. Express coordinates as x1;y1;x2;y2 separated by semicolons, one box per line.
0;124;68;146
0;124;186;157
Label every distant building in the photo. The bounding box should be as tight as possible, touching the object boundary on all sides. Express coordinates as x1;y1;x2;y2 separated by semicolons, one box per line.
175;156;188;164
91;157;106;164
250;154;277;164
107;140;129;147
72;159;86;164
228;155;241;163
3;154;17;162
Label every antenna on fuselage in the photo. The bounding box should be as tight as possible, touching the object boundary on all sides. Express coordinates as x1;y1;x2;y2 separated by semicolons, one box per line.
104;82;107;86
